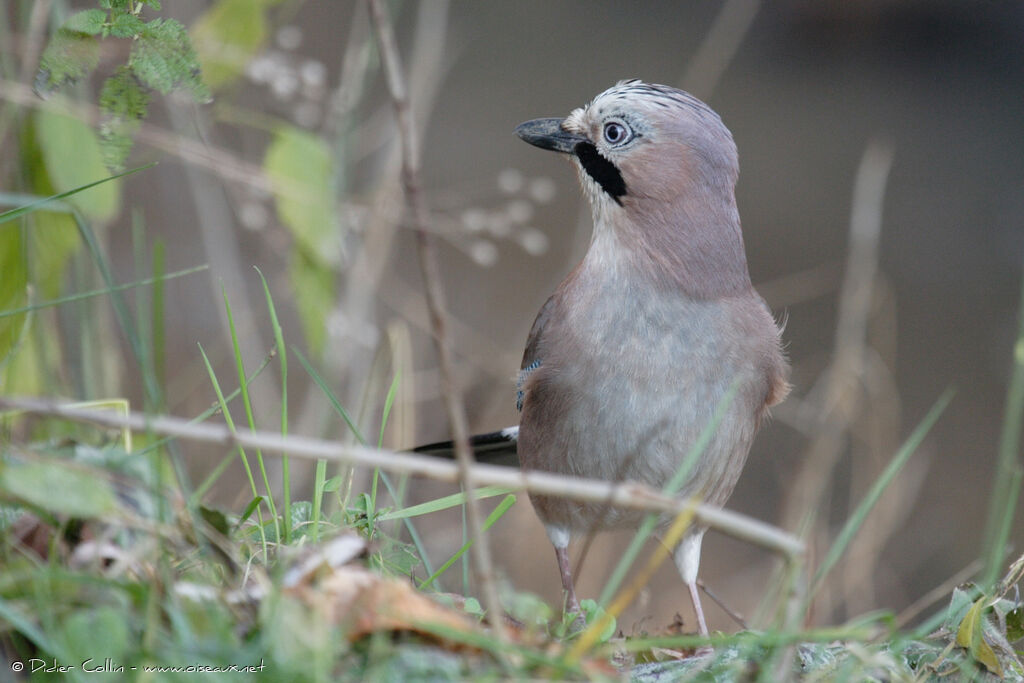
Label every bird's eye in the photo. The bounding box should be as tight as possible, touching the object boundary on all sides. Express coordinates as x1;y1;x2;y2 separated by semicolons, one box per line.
603;121;630;145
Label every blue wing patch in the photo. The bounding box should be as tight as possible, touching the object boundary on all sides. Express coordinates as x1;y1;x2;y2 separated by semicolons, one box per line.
516;359;541;412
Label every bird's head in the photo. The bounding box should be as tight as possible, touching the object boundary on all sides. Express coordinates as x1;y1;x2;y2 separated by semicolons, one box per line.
516;80;738;214
515;80;749;296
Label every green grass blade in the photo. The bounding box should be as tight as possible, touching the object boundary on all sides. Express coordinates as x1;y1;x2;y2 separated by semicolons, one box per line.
138;347;275;460
369;371;401;530
0;264;208;320
197;341;269;558
379;370;400;449
418;494;516;590
296;351;433;571
223;287;280;543
375;470;436;578
73;211;161;408
294;345;365;541
0;162;155;225
190;451;236;505
256;267;290;544
151;240;167;397
811;388;955;593
378;486;517;521
294;345;366;443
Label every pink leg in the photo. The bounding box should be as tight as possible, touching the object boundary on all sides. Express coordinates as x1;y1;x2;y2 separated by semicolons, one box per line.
675;532;713;655
555;544;581;614
687;578;710;638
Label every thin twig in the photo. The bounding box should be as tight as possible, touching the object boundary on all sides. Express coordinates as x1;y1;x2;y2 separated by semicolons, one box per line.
697;579;748;629
0;397;805;559
365;0;505;642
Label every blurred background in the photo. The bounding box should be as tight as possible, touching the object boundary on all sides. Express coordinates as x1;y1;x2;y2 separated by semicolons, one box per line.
3;0;1023;634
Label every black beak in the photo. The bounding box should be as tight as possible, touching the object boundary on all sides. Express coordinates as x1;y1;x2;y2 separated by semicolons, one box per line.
515;117;587;154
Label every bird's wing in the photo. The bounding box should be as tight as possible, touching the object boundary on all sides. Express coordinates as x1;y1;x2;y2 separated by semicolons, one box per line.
517;294;555;411
408;296;557;465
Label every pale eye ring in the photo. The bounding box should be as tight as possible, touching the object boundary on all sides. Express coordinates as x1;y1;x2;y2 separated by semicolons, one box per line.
603;121;630;145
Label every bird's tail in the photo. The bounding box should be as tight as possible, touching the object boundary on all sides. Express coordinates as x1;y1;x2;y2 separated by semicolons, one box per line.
412;426;520;467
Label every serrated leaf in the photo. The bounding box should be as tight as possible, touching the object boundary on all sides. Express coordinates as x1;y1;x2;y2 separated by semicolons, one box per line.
108;12;146;38
35;30;100;96
35;109;121;222
0;462;120;518
190;0;270;90
64;9;107;35
957;598;1004;677
129;18;210;101
99;66;151;170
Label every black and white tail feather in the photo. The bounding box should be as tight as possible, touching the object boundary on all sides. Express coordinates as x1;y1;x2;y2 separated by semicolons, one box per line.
412;426;520;466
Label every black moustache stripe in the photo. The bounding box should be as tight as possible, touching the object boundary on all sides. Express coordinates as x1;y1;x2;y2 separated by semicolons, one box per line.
574;142;626;206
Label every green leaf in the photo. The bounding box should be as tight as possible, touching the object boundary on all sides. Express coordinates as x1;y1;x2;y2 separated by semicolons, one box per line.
288;250;334;354
322;475;344;493
956;598;1004;677
108;12;146;38
237;496;264;528
28;211;80;299
462;597;483;617
35;30;100;95
99;67;152;170
1007;606;1024;643
265;126;339;264
130;18;210;101
0;225;29;368
266;126;338;353
0;462;120;518
578;599;616;644
64;9;108;35
190;0;270;90
199;505;231;536
34;110;121;222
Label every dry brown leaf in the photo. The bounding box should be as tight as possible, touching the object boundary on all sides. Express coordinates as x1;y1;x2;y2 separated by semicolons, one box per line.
288;565;477;643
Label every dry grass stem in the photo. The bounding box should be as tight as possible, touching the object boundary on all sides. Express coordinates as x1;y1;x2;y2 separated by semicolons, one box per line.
366;0;505;643
0;396;805;560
